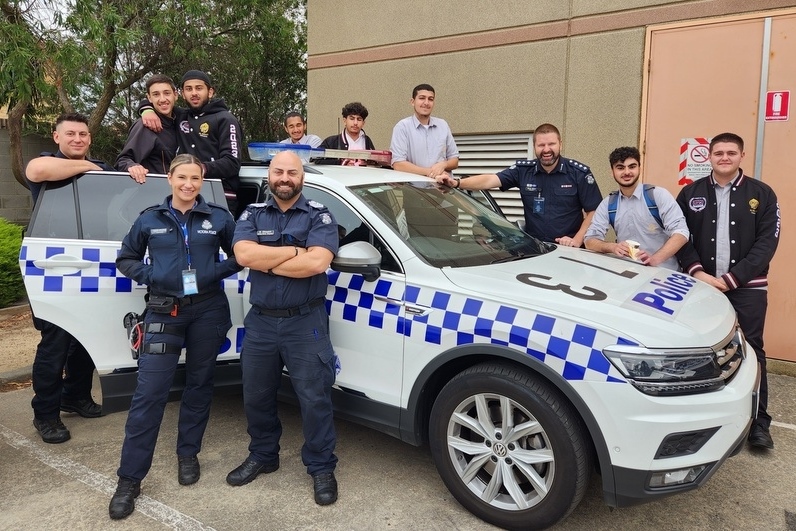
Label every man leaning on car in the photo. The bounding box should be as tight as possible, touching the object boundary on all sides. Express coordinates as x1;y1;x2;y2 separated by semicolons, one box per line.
24;112;113;444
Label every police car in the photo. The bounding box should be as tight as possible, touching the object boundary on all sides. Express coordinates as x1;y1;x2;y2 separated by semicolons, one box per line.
20;163;758;530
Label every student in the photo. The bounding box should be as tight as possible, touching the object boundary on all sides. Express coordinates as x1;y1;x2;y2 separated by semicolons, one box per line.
140;70;243;213
317;102;374;165
390;83;458;178
676;132;780;450
280;112;322;148
436;123;602;246
584;146;688;270
115;74;178;182
109;154;240;519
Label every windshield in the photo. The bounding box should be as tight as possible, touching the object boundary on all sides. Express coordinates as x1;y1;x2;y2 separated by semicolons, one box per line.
351;181;550;268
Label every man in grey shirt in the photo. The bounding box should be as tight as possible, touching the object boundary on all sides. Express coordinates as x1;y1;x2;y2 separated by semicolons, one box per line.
279;112;322;148
390;84;459;178
585;146;688;270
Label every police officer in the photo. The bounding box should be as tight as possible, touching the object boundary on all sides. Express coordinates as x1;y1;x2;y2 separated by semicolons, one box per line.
109;154;240;520
25;112;113;444
436;123;602;246
227;150;340;506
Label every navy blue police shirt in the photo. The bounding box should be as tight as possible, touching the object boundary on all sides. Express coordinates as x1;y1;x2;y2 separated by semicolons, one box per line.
27;151;114;207
233;194;339;310
496;157;602;242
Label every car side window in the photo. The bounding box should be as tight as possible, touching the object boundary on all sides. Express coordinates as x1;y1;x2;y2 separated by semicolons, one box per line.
28;180;79;239
302;186;402;274
76;173;171;241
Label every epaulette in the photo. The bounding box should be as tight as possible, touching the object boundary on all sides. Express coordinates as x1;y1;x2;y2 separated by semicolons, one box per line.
566;158;591;172
141;204;161;214
307;199;326;209
515;159;537;166
247;202;267;208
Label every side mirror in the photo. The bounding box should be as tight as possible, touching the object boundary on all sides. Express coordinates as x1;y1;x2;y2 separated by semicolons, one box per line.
332;241;382;282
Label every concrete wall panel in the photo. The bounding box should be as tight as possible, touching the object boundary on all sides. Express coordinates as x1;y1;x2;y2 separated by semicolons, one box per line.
308;40;569;149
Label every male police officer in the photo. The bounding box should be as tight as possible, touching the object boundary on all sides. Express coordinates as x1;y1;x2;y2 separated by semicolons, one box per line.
25;113;113;443
228;151;340;505
676;132;780;450
436;123;602;246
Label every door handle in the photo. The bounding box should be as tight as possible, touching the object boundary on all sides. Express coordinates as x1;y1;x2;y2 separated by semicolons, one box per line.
33;255;93;270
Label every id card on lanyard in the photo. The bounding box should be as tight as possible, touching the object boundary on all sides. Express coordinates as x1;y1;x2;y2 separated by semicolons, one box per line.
170;202;199;295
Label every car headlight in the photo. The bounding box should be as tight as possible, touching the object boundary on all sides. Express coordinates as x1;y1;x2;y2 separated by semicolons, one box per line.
603;324;746;396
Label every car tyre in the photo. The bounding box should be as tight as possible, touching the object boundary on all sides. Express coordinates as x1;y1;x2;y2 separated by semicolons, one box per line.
429;363;591;530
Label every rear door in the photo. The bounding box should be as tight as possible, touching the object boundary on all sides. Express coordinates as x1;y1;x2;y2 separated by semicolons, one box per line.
20;172;241;373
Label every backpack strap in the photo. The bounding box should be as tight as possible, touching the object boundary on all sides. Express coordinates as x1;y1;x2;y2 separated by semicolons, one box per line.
607;191;620;229
642;184;664;229
608;185;664;230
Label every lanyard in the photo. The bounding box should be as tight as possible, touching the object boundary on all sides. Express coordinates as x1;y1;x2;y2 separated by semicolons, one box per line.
169;201;195;269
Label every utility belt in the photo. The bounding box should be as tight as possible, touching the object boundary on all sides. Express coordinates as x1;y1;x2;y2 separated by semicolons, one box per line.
253;297;325;318
146;290;221;315
122;290;222;359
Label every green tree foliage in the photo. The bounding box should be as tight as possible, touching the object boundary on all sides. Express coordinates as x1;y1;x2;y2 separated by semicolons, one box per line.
0;218;24;307
1;0;306;173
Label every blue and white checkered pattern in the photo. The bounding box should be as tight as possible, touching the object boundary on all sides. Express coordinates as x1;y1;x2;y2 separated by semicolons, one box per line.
328;271;626;384
20;244;246;294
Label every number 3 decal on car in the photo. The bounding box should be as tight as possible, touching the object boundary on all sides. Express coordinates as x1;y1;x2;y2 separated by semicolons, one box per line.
516;273;607;301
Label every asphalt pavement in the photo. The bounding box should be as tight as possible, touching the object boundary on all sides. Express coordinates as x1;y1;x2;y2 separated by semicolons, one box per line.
0;374;795;530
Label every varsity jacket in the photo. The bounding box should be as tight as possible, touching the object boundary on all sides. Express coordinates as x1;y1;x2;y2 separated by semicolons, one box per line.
676;170;780;289
315;132;375;165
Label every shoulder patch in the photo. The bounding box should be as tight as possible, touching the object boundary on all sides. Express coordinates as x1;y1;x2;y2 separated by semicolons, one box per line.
307;200;325;209
237;210;250;221
320;213;333;224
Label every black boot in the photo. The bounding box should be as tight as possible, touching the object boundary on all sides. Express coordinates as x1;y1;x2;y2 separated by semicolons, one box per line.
109;477;141;520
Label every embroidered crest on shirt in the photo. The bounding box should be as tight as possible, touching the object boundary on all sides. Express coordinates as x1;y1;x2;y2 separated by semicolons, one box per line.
199;122;210;138
201;220;212;230
179;121;190;134
689;197;707;212
749;198;759;214
320;213;332;225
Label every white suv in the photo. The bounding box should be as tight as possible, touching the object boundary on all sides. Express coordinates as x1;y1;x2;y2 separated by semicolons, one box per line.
21;164;758;530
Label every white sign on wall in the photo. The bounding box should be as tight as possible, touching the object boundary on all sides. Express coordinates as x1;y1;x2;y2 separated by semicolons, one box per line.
678;137;712;185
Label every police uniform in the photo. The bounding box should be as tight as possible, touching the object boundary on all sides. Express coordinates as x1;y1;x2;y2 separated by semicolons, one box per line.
676;170;780;432
232;194;339;476
28;151;113;424
496;157;602;242
115;194;239;482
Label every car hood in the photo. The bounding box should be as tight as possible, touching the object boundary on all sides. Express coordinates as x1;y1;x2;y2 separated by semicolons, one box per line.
442;247;736;349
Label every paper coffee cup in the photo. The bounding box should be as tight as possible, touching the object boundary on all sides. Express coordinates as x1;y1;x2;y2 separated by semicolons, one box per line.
626;240;641;260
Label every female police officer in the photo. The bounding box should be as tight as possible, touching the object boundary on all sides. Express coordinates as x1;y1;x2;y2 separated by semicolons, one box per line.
109;153;240;520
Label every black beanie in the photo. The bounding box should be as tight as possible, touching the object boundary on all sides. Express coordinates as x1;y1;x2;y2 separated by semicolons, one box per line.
181;70;212;88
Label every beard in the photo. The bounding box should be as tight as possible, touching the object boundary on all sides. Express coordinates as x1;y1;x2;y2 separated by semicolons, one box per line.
269;180;303;201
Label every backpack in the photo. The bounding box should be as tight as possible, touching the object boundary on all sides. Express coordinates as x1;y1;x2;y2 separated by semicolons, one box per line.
607;184;663;230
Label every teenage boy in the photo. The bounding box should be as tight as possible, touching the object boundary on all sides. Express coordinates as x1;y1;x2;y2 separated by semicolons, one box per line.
115;74;178;182
584;146;689;270
676;132;780;450
140;70;243;213
317;102;374;165
390;83;458;178
280;112;322;148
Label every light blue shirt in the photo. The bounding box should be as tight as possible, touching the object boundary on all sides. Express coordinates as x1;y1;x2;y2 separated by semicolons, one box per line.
280;134;322;148
390;115;459;168
585;183;689;270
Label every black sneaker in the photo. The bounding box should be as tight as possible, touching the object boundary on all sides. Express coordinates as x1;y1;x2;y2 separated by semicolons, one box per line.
312;472;338;505
178;455;200;485
33;417;71;444
109;478;141;520
226;457;279;486
61;398;103;418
